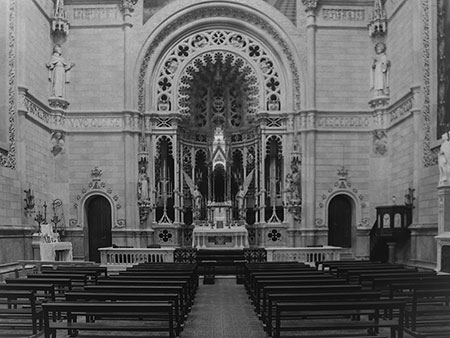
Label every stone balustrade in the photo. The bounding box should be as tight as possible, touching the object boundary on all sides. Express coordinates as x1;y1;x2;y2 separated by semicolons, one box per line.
99;247;175;271
266;246;343;265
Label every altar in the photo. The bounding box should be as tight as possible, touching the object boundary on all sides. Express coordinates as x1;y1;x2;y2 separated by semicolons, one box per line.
192;225;249;249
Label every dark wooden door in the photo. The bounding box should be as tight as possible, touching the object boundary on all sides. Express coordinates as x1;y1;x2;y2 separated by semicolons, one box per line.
328;195;352;248
87;195;112;262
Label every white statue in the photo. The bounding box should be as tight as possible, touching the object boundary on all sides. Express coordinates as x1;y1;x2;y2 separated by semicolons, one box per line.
371;42;390;96
50;131;65;156
286;161;301;201
235;169;255;220
138;167;150;201
46;44;74;98
439;133;450;187
183;171;203;220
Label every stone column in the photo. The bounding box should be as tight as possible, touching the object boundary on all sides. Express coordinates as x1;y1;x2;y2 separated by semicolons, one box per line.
302;0;318;234
123;113;139;228
120;0;137;110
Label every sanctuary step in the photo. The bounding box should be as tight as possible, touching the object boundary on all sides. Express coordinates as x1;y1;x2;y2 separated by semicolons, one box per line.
197;249;245;275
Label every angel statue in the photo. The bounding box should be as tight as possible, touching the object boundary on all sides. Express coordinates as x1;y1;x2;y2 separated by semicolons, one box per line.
235;169;255;221
183;171;202;221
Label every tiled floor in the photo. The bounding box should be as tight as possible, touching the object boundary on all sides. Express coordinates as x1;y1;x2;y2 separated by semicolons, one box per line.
181;277;267;338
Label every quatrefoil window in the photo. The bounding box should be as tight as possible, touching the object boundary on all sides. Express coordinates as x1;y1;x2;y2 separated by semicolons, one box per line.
268;229;281;241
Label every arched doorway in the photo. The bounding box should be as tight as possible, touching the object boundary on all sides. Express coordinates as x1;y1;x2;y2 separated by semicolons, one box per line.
86;195;112;262
328;194;352;248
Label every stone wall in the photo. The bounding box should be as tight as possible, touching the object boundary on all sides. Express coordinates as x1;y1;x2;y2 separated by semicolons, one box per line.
316;28;370;110
387;0;415;104
20;0;53;104
67;26;124;111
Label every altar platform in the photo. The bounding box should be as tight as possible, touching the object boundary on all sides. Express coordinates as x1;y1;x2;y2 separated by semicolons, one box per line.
192;225;249;249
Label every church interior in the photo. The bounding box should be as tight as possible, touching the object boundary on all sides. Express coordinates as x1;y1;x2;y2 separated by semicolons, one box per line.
1;0;450;337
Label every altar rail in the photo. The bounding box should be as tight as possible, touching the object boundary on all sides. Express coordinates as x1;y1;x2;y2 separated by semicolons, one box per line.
266;246;344;265
99;247;175;270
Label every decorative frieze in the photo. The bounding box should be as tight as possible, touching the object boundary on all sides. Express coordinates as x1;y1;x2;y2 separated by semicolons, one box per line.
0;0;17;169
66;117;122;130
422;0;437;167
322;8;365;21
389;96;413;123
70;7;121;21
316;116;370;129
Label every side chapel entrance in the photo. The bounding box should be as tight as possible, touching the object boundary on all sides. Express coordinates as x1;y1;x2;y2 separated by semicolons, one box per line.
328;194;352;248
86;195;112;262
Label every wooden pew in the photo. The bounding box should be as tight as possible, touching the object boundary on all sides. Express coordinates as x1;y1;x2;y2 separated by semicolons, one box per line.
0;290;43;335
403;288;450;338
41;264;108;277
315;259;378;271
260;284;362;329
359;271;437;289
6;277;72;294
0;283;56;302
265;291;381;337
42;302;175;338
26;273;89;287
84;284;189;319
254;278;348;314
274;299;406;338
64;291;183;335
98;276;194;307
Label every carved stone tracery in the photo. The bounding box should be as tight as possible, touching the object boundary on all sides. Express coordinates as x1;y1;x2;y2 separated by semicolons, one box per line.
0;0;17;169
138;6;302;113
155;29;282;117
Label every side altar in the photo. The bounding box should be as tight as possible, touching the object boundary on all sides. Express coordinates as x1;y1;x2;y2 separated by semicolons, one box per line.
192;201;249;249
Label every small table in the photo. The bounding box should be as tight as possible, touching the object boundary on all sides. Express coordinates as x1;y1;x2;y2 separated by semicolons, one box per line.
202;260;216;285
39;242;73;261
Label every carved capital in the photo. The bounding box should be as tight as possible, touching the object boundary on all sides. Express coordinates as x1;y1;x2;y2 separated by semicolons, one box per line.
302;0;318;11
120;0;138;16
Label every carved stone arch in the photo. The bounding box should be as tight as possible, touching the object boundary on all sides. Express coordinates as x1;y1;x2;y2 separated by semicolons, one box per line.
323;190;361;230
71;167;124;229
135;1;305;113
265;135;283;158
155;135;174;158
79;191;115;229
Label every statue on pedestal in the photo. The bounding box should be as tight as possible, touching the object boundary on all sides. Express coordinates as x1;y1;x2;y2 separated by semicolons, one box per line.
183;171;203;221
439;133;450;186
138;166;150;201
235;170;255;221
46;44;74;99
370;42;390;96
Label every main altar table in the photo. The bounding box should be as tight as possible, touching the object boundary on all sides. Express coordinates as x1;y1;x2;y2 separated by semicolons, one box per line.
192;226;249;249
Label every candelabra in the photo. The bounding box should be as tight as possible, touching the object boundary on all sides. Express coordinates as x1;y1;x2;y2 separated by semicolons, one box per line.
34;201;47;233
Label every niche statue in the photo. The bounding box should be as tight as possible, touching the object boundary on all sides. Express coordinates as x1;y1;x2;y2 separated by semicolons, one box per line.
46;44;74;99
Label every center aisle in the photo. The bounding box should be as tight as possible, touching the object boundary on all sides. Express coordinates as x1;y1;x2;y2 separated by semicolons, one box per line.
181;277;267;338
